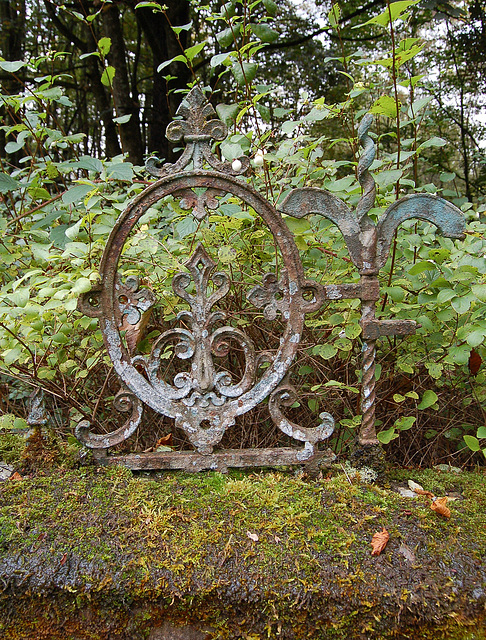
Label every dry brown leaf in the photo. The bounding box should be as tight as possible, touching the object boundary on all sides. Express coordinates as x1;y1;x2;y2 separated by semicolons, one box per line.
414;487;435;499
469;349;482;376
60;552;68;566
371;527;389;556
430;497;451;518
121;308;152;355
408;479;435;499
10;472;22;481
155;433;173;448
246;531;259;542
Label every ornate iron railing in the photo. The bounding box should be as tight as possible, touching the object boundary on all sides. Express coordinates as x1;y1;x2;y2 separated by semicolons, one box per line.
76;87;465;471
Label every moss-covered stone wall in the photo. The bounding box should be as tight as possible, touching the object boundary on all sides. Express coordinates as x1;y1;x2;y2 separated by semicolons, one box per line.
0;434;485;639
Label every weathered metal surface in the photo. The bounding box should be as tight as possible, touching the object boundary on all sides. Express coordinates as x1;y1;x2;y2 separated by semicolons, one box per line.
76;87;335;467
92;446;319;473
280;114;466;446
361;319;418;341
76;86;465;464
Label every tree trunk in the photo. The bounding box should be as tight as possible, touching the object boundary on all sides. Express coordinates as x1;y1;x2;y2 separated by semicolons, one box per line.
0;0;26;163
102;2;144;164
135;0;191;161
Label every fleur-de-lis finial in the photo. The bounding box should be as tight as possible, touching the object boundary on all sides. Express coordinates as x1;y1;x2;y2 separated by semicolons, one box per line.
146;86;249;177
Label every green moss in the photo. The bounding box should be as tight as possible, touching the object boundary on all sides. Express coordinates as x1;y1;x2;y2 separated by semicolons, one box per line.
0;431;26;464
0;451;485;639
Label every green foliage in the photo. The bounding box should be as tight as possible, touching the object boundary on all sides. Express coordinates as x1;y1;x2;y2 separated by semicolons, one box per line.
0;0;485;466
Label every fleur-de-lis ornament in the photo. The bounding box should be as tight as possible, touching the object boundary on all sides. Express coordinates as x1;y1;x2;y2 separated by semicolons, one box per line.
280;115;465;445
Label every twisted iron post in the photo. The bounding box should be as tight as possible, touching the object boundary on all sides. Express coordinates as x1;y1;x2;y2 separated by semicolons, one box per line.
359;292;378;445
357;115;379;446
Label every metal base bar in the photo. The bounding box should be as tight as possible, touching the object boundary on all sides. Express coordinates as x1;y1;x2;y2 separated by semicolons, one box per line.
92;446;314;472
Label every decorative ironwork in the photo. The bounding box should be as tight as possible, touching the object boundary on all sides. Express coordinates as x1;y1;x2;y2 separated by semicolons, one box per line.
280;113;465;445
76;86;465;470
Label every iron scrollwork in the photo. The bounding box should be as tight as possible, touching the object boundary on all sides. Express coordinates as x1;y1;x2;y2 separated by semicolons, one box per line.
76;85;465;470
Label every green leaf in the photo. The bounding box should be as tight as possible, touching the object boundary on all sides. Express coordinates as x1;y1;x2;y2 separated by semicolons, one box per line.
405;391;419;399
71;277;92;295
328;4;341;27
106;162;133;181
263;0;277;16
216;103;239;124
418;390;438;410
437;288;456;303
172;21;193;35
344;323;362;339
217;27;236;48
52;332;69;345
395;416;416;430
0;60;25;73
211;53;232;68
378;427;399;444
315;344;338;360
3;347;23;366
157;55;187;72
463;435;480;452
425;362;443;379
451;296;471;314
62;184;93;205
218;246;237;264
370;95;400;118
374;169;403;188
408;260;436;275
5;141;22;154
75;155;103;173
0;173;19;194
134;1;165;10
250;24;279;43
113;114;132;124
101;66;115;87
472;284;486;301
439;172;456;182
284;217;311;234
97;37;111;56
326;176;356;192
184;41;207;62
299;365;314;375
7;287;29;307
418;136;447;150
466;330;485;348
477;426;486;439
358;0;421;28
231;61;258;86
387;286;405;302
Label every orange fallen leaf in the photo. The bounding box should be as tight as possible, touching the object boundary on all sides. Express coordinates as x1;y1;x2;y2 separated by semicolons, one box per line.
371;527;389;556
60;552;68;566
10;472;22;481
430;497;451;519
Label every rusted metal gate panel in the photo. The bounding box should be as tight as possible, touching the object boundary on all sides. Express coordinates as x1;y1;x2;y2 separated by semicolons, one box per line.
76;87;465;471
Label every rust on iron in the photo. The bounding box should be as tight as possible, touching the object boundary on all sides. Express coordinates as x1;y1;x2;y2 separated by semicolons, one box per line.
280;112;465;446
76;86;466;466
76;87;335;469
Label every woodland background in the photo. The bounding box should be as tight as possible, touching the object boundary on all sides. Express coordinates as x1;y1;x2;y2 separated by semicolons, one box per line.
0;0;485;467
